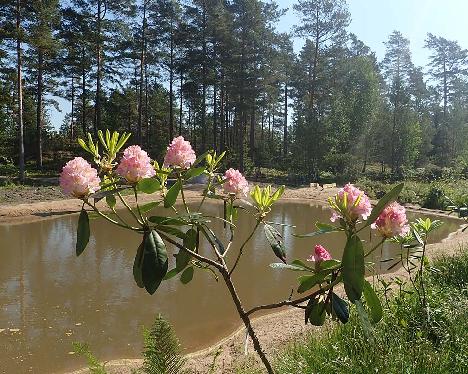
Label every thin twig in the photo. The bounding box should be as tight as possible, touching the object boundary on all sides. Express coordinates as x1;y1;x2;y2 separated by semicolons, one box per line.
246;278;341;316
229;220;261;276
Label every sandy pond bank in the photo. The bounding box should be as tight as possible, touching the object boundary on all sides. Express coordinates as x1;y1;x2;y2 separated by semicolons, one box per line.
0;186;466;374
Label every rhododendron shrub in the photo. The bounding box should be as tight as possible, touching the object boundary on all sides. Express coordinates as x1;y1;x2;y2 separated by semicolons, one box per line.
63;130;432;374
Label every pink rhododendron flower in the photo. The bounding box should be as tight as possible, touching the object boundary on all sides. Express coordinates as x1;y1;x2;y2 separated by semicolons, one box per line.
163;136;196;169
60;157;101;198
116;145;155;183
329;183;372;223
307;244;332;263
371;201;410;238
223;168;249;196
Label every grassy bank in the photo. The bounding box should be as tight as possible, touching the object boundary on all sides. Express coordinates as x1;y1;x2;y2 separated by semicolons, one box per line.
239;250;468;374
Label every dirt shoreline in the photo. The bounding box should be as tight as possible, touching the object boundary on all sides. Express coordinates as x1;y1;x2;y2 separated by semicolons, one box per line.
1;186;466;374
0;185;336;225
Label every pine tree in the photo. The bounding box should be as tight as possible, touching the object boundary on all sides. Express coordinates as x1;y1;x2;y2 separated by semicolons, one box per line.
27;0;61;168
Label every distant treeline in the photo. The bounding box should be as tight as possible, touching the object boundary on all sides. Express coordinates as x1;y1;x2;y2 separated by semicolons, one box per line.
0;0;467;181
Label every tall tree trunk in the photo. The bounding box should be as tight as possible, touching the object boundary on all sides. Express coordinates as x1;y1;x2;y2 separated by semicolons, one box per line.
213;81;217;151
261;106;265;142
179;71;183;135
94;0;103;137
201;0;207;150
81;47;87;135
283;83;288;157
70;76;75;140
309;9;320;116
137;0;147;145
443;58;447;119
16;0;25;183
220;79;225;152
36;50;44;168
239;108;246;172
145;62;149;147
169;20;174;141
249;105;255;162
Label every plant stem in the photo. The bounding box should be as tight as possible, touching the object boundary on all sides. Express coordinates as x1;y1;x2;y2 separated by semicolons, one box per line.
133;186;145;224
116;190;143;225
246;277;341;316
229;220;261;276
419;240;428;312
197;172;213;212
219;267;274;374
364;238;386;258
86;202;142;232
178;174;190;214
156;230;223;271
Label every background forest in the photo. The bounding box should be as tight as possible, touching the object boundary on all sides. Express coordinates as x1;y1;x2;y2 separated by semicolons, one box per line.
0;0;467;184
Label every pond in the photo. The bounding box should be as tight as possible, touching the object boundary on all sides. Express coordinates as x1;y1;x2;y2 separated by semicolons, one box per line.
0;201;461;373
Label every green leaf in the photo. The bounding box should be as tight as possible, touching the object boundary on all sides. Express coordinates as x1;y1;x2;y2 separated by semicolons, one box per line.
264;224;286;263
319;259;341;270
294;222;342;237
342;235;365;302
362;280;383;323
148;216;186;226
77;138;91;153
355;299;375;338
183;228;198;251
331;292;349;323
180;266;194;284
193;150;210;167
305;298;326;326
291;259;315;271
297;274;323;293
133;242;145;288
142;230;168;295
76;209;90;256
157;226;186;240
164;180;181;208
163;268;179;280
365;183;404;227
270;185;285;203
269;263;308;271
184;167;205;180
138;202;160;214
200;225;225;255
137;178;161;194
91;187;129;201
106;194;116;209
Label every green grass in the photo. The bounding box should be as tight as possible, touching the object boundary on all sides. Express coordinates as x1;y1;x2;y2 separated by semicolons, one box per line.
239;250;468;374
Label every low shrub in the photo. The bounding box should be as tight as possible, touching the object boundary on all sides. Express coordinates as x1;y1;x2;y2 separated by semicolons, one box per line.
240;251;468;374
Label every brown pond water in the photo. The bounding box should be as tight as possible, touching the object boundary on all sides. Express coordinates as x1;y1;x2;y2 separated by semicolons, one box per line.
0;201;461;374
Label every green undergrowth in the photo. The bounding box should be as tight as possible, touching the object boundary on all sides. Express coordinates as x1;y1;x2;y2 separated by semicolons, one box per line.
238;249;468;374
356;178;468;210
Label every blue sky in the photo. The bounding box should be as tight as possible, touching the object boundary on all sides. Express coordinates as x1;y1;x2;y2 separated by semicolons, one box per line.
50;0;468;129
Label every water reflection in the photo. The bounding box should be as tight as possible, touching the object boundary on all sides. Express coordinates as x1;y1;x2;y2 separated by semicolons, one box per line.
0;202;460;373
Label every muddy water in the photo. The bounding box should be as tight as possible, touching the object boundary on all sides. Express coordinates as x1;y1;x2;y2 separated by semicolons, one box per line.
0;202;461;373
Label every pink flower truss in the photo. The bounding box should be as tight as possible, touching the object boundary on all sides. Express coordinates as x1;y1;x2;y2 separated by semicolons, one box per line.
60;157;101;198
307;244;332;263
116;145;155;183
371;201;410;238
223;168;249;196
163;136;196;169
330;183;372;223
